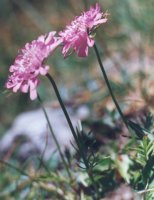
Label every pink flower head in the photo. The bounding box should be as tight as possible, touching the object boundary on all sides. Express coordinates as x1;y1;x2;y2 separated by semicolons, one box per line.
59;3;107;58
6;31;62;100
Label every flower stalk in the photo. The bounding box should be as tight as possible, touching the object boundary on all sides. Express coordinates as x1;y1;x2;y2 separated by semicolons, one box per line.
38;94;72;179
46;73;99;199
93;43;128;129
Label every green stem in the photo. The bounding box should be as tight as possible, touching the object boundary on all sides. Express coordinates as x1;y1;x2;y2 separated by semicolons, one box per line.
46;73;77;141
46;73;99;199
138;187;154;194
0;159;29;177
38;94;72;179
93;44;128;129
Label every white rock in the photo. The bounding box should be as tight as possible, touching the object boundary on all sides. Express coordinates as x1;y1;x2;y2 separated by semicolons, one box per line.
0;106;89;160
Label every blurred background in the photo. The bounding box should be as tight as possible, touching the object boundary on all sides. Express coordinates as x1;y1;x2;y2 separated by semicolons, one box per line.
0;0;154;199
0;0;154;134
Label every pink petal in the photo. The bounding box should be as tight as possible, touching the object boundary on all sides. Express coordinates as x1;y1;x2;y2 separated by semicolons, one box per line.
94;18;107;26
62;43;72;58
49;38;63;52
9;65;16;72
13;83;21;92
45;31;56;45
76;36;89;57
87;37;95;47
30;88;37;100
40;65;49;75
21;84;29;93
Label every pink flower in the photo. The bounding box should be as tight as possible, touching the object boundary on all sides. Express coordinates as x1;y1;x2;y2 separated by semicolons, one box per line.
6;72;39;100
59;3;107;58
83;3;107;29
6;31;62;100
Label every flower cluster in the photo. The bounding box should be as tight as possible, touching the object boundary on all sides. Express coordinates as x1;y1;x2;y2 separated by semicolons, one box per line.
6;32;62;100
6;3;107;100
59;3;107;57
